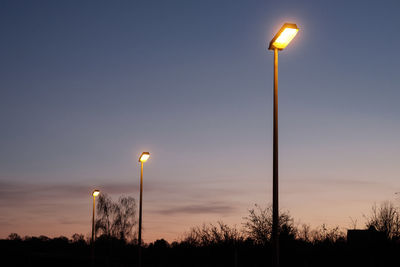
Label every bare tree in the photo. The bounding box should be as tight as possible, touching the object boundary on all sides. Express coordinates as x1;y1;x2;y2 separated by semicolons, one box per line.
349;217;358;229
95;193;137;241
242;204;296;245
297;224;311;242
7;233;21;241
71;233;85;244
113;196;137;240
181;221;244;246
96;193;115;237
365;201;400;239
310;224;344;243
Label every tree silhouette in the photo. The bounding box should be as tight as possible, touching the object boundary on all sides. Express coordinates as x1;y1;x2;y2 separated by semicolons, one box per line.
181;221;243;246
310;224;344;244
365;201;400;240
242;204;296;245
71;233;85;244
7;233;21;241
95;193;137;241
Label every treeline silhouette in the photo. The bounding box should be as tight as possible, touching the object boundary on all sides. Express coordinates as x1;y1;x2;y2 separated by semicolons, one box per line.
2;199;400;267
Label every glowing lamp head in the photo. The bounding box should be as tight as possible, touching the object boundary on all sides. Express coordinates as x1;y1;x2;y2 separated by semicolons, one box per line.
269;23;299;50
92;190;100;197
139;152;150;163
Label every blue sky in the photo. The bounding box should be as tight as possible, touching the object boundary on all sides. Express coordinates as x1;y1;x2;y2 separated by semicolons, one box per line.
1;0;400;241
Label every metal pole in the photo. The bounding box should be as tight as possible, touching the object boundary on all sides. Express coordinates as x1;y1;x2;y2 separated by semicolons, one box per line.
92;195;95;266
92;196;96;242
138;161;143;267
272;48;279;267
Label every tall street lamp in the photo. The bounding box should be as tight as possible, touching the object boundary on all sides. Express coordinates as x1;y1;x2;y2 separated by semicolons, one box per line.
91;189;100;266
268;23;299;267
138;152;150;267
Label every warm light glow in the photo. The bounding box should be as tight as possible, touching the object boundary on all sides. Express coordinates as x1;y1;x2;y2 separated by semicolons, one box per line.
269;23;299;50
272;28;298;49
92;190;100;197
139;152;150;163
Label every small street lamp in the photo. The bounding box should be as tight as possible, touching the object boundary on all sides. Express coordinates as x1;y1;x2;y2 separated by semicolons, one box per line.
138;152;150;267
92;189;100;243
91;189;100;266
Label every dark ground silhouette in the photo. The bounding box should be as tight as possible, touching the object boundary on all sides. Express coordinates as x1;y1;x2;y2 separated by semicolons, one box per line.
1;232;400;267
2;201;399;266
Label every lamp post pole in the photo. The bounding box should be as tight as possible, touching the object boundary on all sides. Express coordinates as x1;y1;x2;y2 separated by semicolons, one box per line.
138;161;144;267
272;47;279;267
92;195;96;243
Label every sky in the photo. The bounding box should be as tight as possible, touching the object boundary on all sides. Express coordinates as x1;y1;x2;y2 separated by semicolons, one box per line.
1;0;400;242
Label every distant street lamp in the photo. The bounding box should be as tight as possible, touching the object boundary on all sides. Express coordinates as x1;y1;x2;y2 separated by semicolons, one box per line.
91;189;100;266
92;189;100;243
138;152;150;267
268;23;299;267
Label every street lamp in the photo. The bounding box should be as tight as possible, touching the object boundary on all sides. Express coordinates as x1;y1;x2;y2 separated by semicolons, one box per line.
91;189;100;266
138;152;150;267
268;23;298;267
92;189;100;243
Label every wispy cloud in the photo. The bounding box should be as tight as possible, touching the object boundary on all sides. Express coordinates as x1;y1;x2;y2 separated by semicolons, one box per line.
58;217;87;225
155;202;237;216
0;180;140;207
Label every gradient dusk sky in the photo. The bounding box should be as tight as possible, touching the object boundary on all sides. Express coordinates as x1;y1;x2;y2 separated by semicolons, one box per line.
1;0;400;242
